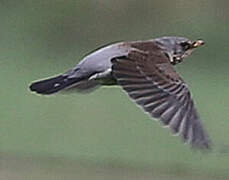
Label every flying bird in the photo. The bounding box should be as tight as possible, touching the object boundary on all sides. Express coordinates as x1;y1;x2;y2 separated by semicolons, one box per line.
29;36;211;150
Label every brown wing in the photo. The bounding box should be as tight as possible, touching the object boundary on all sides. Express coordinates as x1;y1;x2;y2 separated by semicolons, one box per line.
111;49;211;150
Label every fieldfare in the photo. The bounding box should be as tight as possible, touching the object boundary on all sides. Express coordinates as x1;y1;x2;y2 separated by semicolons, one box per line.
30;36;210;150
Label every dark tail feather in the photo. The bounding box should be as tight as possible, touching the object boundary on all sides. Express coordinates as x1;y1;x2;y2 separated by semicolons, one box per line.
29;75;79;95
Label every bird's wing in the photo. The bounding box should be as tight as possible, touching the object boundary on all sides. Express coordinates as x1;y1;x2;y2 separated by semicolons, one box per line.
111;48;211;150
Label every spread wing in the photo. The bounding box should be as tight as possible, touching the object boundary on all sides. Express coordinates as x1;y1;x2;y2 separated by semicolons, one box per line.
111;49;211;150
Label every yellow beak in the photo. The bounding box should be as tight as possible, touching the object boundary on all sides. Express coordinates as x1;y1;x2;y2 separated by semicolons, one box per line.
191;39;205;48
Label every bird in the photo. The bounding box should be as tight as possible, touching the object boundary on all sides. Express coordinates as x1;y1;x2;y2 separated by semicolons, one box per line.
29;36;211;150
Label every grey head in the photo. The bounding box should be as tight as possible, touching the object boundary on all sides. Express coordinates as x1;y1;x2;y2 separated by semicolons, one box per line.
154;36;205;65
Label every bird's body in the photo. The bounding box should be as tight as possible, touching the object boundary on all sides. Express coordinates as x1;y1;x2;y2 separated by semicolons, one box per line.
30;36;210;150
68;42;129;79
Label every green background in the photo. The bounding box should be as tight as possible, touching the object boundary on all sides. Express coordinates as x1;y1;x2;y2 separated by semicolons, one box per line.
1;0;229;179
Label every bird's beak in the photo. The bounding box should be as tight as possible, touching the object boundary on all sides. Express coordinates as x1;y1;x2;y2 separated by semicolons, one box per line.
191;39;205;48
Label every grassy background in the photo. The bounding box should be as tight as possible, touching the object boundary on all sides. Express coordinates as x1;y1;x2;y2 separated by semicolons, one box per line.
1;0;229;179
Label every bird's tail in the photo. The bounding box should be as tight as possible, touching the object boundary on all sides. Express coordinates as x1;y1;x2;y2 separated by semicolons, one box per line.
29;75;99;95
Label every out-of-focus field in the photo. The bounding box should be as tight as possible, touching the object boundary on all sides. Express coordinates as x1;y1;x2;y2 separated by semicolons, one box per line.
1;1;229;179
1;153;227;180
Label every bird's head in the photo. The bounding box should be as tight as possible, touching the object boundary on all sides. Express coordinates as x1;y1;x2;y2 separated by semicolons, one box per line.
155;36;205;65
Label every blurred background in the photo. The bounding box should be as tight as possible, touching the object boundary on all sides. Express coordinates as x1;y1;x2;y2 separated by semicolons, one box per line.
1;0;229;179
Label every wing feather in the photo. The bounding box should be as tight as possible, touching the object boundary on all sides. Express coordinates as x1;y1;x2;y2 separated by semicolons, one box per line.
111;49;211;150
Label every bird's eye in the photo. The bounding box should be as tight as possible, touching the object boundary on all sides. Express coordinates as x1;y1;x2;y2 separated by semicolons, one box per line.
180;41;191;50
